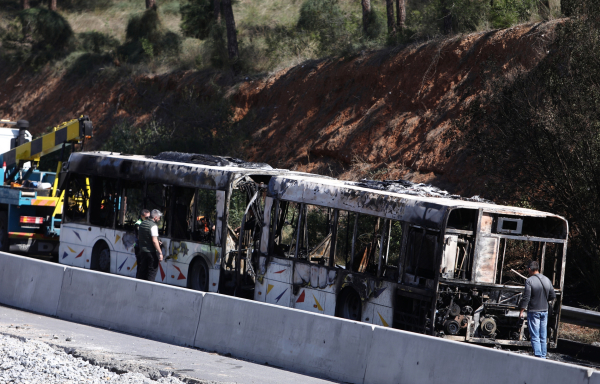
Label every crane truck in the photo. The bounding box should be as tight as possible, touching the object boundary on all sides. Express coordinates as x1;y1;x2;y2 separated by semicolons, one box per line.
0;116;93;260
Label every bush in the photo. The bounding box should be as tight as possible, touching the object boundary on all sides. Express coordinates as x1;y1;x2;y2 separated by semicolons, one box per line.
180;0;214;40
364;8;383;40
126;9;163;43
77;31;119;54
120;8;182;62
297;0;353;56
1;7;73;65
298;0;342;32
489;0;537;29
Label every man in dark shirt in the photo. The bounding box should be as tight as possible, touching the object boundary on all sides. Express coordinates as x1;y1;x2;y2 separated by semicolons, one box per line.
134;209;150;278
519;260;556;359
137;209;164;281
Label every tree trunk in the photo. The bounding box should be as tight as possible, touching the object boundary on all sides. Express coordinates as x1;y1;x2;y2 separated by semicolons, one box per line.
21;0;29;10
385;0;396;36
442;0;452;35
538;0;550;20
50;0;57;11
361;0;371;34
146;0;156;10
214;0;221;22
396;0;406;32
222;0;239;62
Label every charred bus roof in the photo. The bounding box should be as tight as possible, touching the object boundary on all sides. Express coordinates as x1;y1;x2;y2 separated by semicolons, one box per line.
66;152;323;191
268;175;568;237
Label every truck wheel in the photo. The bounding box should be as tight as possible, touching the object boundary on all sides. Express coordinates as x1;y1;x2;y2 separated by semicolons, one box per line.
0;212;8;252
91;241;111;273
188;258;209;292
336;288;362;321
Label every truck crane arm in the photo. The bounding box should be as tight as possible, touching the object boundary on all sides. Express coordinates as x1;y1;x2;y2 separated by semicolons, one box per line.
0;116;94;258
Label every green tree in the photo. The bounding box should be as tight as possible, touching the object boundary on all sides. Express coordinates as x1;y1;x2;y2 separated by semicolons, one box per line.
180;0;214;40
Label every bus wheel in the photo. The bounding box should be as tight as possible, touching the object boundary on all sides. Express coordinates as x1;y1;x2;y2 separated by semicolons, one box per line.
0;212;7;252
336;288;362;321
91;242;111;273
188;258;208;292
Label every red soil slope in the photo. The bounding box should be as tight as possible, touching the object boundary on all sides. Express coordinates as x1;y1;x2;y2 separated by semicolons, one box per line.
0;21;561;197
238;21;560;196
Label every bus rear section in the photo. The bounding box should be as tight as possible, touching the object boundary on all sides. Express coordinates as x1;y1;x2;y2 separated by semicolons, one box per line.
255;175;568;347
59;151;288;295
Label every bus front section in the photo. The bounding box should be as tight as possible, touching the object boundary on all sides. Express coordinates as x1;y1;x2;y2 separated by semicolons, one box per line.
434;208;567;347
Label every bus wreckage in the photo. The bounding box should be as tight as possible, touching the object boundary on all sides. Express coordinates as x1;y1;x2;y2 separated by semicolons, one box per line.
255;176;567;348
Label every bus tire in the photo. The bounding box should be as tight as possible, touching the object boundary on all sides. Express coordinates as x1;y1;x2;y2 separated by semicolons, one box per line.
188;257;209;292
91;241;111;273
0;212;8;252
335;288;362;321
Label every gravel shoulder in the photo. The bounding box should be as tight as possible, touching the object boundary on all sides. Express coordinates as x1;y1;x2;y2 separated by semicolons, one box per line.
0;334;186;384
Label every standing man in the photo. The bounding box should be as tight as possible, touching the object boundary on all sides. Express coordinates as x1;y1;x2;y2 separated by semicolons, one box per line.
134;209;150;278
137;209;164;281
519;260;556;359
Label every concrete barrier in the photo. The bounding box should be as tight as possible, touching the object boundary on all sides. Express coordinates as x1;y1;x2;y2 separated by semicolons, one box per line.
0;251;598;384
57;267;203;346
363;326;600;384
0;252;65;316
194;293;373;384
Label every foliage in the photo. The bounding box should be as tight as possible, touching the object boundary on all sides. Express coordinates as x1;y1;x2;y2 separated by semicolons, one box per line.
489;0;537;29
77;31;119;53
119;8;181;63
180;0;214;40
102;82;239;158
296;0;353;55
57;0;113;11
206;22;230;69
364;8;383;40
469;4;600;297
1;7;73;66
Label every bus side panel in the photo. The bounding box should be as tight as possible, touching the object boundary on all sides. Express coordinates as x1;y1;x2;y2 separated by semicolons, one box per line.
264;258;293;284
208;268;219;292
113;229;136;254
264;279;291;307
365;280;396;307
292;287;335;316
166;260;190;287
59;241;89;268
255;277;267;302
363;302;393;328
154;260;169;284
61;223;92;246
115;252;137;277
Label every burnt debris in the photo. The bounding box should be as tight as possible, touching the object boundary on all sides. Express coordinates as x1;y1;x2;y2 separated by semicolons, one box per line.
354;179;494;204
155;152;273;170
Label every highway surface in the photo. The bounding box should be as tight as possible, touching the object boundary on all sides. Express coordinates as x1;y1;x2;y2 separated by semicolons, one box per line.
0;305;337;384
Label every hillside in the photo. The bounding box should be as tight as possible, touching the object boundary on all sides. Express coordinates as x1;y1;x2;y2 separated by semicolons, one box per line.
0;20;559;199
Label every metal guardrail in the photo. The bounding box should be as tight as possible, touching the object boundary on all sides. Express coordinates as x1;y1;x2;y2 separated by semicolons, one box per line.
561;305;600;329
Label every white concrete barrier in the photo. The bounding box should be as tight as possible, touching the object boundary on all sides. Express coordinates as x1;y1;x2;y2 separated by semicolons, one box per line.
0;252;65;316
363;326;600;384
57;267;203;346
0;251;598;384
194;293;373;384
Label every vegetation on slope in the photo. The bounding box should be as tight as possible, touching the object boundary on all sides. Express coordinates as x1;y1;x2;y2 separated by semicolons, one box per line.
0;0;559;75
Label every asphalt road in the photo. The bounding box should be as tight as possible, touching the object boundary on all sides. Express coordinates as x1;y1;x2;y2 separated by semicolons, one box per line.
0;305;338;384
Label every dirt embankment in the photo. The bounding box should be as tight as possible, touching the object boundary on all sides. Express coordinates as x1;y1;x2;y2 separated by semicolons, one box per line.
0;20;561;197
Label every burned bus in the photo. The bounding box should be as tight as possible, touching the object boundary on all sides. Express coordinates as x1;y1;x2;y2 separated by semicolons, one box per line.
255;175;567;347
58;151;309;296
